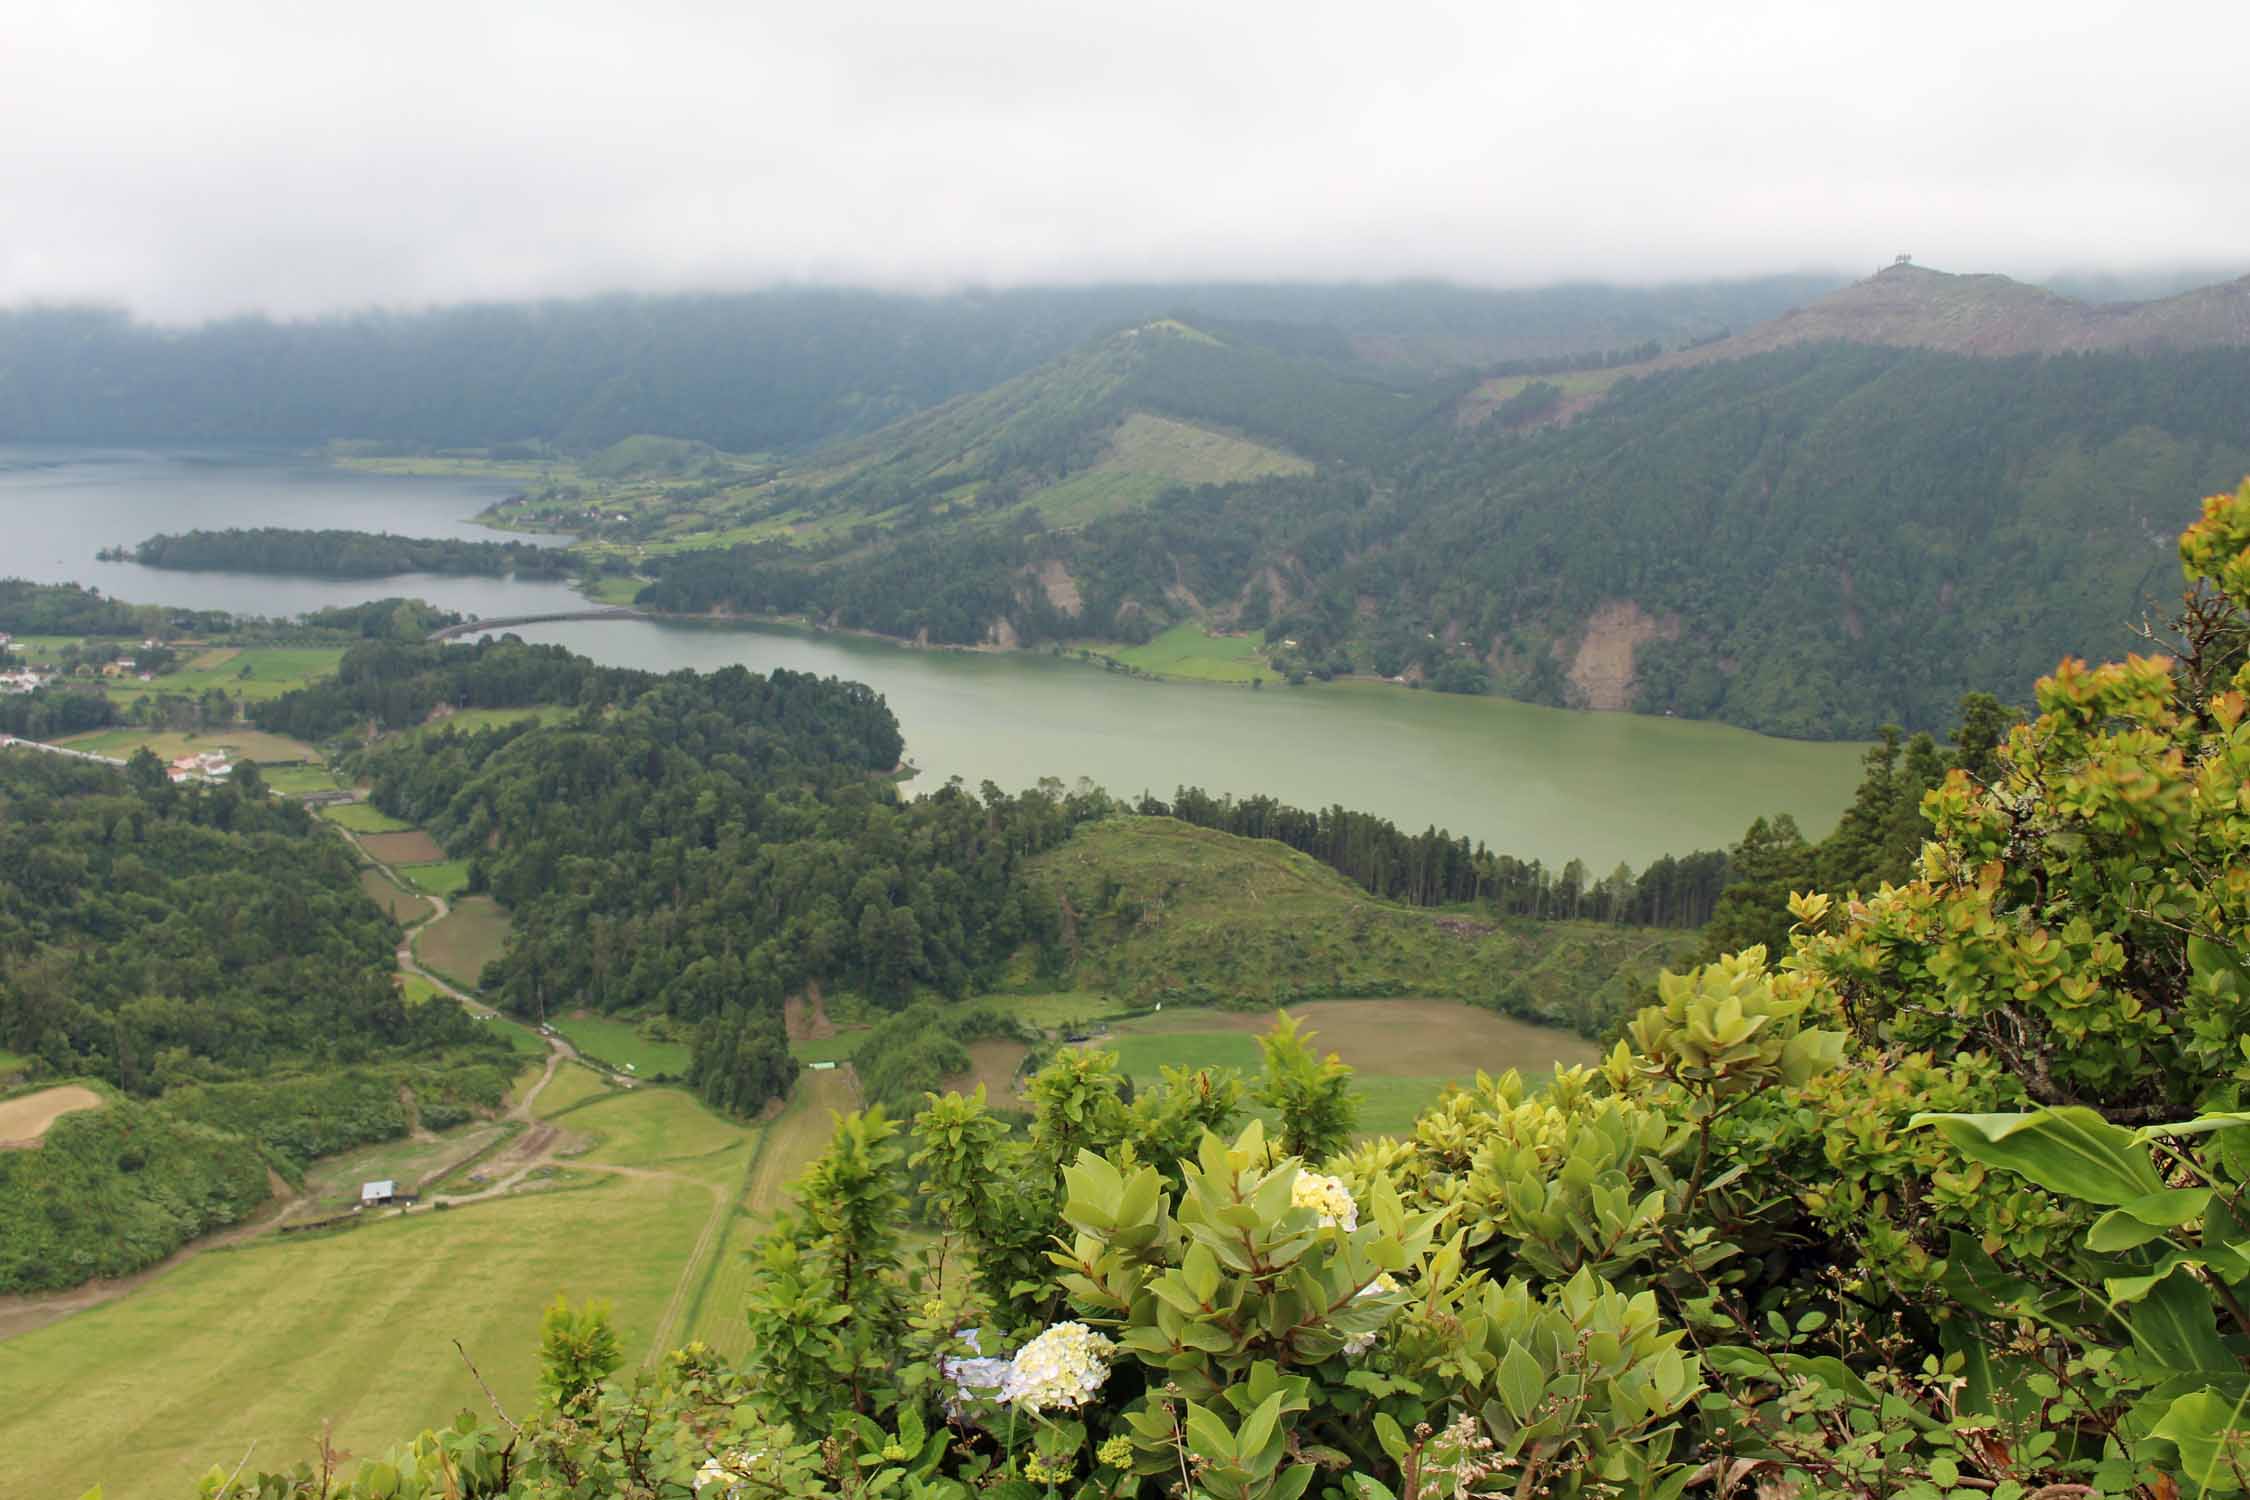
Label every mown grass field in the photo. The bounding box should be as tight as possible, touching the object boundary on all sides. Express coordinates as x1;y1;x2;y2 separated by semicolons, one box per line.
1;1081;748;1500
551;1015;693;1078
1089;623;1276;683
682;1068;859;1360
322;800;416;833
417;896;511;987
263;763;342;795
57;726;322;765
401;859;473;897
1085;999;1602;1135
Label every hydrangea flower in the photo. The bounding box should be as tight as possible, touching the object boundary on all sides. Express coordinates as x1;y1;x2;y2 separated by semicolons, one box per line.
999;1320;1117;1414
693;1451;765;1494
1292;1170;1359;1230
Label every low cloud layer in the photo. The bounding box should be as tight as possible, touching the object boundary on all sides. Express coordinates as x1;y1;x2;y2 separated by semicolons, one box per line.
6;0;2246;321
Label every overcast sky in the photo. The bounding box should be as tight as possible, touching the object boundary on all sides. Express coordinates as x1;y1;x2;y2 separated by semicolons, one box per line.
5;0;2246;322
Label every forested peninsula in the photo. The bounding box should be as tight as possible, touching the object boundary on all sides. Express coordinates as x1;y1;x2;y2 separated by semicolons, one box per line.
122;526;576;579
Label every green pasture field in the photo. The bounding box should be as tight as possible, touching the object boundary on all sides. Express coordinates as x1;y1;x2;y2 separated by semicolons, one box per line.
262;763;341;795
56;725;323;765
322;800;416;832
4;635;80;664
415;896;510;986
580;575;648;605
562;1089;748;1178
982;991;1133;1031
98;646;346;706
0;1048;29;1080
551;1015;693;1077
1090;623;1276;684
401;860;473;897
2;1081;750;1500
398;973;440;1006
535;1060;622;1119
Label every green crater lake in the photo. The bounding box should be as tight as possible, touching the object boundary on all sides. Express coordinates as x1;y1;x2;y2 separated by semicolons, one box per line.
4;445;1866;867
497;618;1867;869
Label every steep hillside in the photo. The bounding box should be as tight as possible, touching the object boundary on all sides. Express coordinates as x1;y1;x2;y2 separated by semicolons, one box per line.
1013;817;1688;1036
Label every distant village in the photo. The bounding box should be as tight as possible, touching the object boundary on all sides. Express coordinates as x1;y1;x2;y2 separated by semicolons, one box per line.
0;632;239;783
0;631;159;695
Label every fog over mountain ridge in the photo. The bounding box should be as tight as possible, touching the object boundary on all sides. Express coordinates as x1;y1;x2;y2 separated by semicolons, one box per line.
5;1;2247;320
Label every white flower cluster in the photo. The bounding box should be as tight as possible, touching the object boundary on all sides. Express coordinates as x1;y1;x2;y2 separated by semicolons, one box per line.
997;1320;1117;1414
1292;1170;1359;1230
693;1450;765;1494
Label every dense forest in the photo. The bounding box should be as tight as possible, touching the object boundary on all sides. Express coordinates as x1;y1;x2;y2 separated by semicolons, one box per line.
125;526;577;579
643;341;2250;736
0;277;1832;451
0;577;229;637
0;751;489;1090
337;641;1085;1114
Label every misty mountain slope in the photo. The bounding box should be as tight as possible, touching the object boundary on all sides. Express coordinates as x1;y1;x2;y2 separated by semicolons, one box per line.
645;338;2250;737
1669;261;2250;362
0;277;1836;453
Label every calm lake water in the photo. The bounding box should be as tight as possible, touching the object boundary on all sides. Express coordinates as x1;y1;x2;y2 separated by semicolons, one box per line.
499;617;1866;869
0;444;581;619
5;445;1865;867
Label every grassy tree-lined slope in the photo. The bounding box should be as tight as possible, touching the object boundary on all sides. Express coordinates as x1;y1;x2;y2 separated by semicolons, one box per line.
1016;817;1688;1035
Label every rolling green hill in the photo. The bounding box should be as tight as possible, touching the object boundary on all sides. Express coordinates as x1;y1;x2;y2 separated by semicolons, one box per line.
1010;816;1688;1035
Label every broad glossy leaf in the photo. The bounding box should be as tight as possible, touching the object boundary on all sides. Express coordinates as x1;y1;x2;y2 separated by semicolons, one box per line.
1911;1107;2165;1205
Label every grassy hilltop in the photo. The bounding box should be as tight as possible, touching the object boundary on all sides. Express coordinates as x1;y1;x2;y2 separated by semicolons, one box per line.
1011;815;1686;1035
